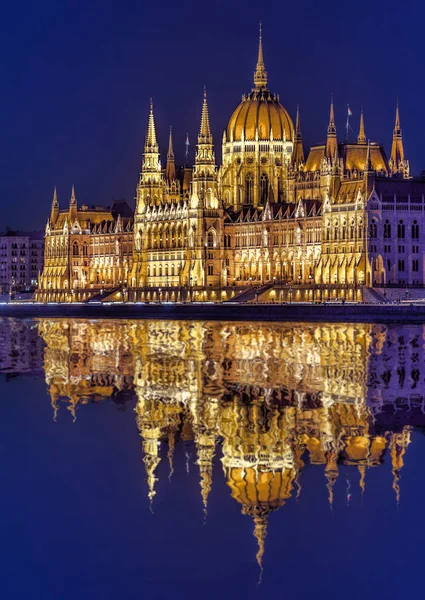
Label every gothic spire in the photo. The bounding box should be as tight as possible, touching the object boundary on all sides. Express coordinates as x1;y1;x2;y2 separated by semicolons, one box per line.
141;100;161;177
52;186;58;208
165;126;176;182
253;22;267;89
358;109;366;144
291;104;305;166
325;95;337;159
390;100;405;164
70;184;76;206
69;185;77;221
145;99;158;150
50;186;59;225
199;87;212;141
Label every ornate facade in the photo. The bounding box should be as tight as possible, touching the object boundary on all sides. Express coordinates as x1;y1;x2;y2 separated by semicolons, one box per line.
37;28;425;302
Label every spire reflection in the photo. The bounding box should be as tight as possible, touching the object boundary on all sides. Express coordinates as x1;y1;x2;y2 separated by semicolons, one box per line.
28;319;425;572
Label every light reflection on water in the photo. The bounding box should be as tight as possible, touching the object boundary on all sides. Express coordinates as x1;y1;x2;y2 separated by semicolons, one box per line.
1;318;424;594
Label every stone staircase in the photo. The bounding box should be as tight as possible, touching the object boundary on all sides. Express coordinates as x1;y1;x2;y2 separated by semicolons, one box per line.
226;283;273;303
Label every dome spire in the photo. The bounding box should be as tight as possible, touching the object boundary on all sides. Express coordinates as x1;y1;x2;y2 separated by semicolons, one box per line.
254;22;267;89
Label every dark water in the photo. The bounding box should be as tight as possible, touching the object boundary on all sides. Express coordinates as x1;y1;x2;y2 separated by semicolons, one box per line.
0;318;424;599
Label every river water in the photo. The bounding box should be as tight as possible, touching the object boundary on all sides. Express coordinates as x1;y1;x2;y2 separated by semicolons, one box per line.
0;318;423;599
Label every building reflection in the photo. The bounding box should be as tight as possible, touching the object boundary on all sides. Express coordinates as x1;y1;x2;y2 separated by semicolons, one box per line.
31;319;425;568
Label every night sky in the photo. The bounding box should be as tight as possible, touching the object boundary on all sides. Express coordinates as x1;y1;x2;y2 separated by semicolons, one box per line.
0;0;423;230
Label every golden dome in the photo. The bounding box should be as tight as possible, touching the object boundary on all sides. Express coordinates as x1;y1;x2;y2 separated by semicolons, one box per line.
226;26;294;143
227;89;294;143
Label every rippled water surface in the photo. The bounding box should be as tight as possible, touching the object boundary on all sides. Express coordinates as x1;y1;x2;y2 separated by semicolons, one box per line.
0;318;424;599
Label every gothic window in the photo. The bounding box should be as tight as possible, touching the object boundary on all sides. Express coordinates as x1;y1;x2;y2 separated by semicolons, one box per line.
225;256;230;266
369;219;377;238
398;220;405;239
207;231;215;248
159;266;162;277
246;173;254;204
147;266;150;277
82;242;88;257
334;223;338;241
207;265;213;276
260;173;269;204
412;220;419;239
153;267;156;277
326;223;331;241
384;220;391;238
72;241;79;256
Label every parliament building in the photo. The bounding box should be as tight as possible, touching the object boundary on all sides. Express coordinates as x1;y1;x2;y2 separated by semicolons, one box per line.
37;29;425;303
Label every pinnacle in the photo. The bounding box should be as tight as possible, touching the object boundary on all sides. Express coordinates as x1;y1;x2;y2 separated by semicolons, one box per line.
199;88;211;139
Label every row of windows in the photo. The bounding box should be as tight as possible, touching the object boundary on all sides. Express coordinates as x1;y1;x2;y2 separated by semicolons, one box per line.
391;259;421;272
374;219;420;239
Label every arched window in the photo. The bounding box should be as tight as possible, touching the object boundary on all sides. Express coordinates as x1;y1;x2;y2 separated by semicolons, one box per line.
159;266;162;277
384;220;391;239
398;220;405;239
147;266;150;277
246;173;254;204
334;222;339;241
326;222;331;241
260;173;268;204
369;219;377;238
412;220;419;239
207;265;213;276
82;242;88;256
350;220;355;239
207;231;215;248
72;241;79;256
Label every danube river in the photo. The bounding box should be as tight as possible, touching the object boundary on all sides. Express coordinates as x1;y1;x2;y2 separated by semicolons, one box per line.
0;318;424;599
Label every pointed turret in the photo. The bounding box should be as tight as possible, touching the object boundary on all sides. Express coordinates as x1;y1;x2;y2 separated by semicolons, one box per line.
253;23;267;89
199;88;212;142
165;126;176;182
291;105;305;166
142;100;161;176
358;109;366;144
193;88;215;181
69;185;77;221
50;186;59;226
325;95;337;159
146;98;158;150
389;101;409;176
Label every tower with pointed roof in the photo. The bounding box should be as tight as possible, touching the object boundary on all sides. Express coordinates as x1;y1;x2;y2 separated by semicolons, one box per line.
358;110;366;145
50;187;59;226
389;102;409;177
185;89;223;290
165;126;176;183
291;105;304;167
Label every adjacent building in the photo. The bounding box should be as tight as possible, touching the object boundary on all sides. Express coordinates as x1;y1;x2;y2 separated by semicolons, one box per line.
0;231;44;293
37;28;425;302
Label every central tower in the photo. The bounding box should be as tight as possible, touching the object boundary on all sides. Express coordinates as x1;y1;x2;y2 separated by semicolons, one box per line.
219;25;294;209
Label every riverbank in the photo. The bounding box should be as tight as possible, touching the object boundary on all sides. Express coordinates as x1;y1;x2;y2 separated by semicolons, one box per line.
2;301;425;323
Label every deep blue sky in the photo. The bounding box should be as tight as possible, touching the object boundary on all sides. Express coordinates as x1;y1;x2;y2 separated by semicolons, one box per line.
0;0;423;229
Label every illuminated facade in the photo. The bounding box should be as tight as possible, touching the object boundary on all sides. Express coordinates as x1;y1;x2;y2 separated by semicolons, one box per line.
37;28;425;302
